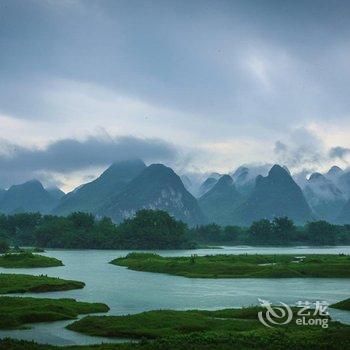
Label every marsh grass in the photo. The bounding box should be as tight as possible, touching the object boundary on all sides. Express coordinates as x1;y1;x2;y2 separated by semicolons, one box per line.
110;253;350;278
0;252;63;268
0;273;85;294
0;296;109;329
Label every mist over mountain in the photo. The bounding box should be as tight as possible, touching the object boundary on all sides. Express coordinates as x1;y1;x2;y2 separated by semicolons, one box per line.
231;164;271;195
180;175;192;193
327;166;344;179
197;177;218;198
53;159;146;216
303;172;346;222
0;180;58;214
199;175;242;226
233;165;313;225
99;164;205;226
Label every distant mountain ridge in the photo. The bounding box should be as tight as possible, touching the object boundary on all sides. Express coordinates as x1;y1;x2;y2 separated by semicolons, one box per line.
303;172;346;222
233;165;313;225
0;180;59;214
197;177;218;198
231;164;271;195
1;161;350;225
99;164;205;226
199;175;242;226
53;159;146;216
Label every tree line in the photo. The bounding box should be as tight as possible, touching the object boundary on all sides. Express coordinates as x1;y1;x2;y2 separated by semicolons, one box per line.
190;217;350;245
0;210;349;251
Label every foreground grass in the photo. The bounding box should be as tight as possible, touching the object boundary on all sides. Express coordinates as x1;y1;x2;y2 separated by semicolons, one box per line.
0;327;349;350
0;273;85;294
3;307;348;349
0;298;346;350
67;309;261;339
0;296;109;329
331;298;350;311
0;252;62;268
111;253;350;278
66;306;330;339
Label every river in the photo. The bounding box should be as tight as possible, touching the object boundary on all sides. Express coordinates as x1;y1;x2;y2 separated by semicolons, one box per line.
1;246;350;346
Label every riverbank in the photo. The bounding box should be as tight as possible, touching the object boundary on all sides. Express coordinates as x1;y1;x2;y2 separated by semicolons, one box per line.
0;274;85;294
111;253;350;278
0;296;109;329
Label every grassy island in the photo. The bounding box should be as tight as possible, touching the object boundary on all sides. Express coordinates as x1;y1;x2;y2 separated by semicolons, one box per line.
0;252;63;268
110;253;350;278
67;307;272;339
64;307;349;350
331;298;350;311
0;273;85;294
0;296;109;329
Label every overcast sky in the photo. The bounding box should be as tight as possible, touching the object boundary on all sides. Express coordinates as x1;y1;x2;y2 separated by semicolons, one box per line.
1;0;350;191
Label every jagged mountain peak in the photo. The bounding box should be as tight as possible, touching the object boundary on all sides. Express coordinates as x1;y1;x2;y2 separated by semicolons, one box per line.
53;159;146;216
0;179;57;214
216;174;233;185
303;170;346;222
309;172;325;182
269;164;290;178
234;163;312;225
232;164;272;195
197;177;218;197
199;174;241;226
327;166;343;177
99;163;205;225
14;179;44;189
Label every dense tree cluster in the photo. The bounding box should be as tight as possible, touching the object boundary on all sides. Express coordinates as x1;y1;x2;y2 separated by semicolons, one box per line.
0;210;192;249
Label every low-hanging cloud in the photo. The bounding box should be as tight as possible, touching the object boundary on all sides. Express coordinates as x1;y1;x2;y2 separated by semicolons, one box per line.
329;146;350;162
0;134;177;188
273;128;326;171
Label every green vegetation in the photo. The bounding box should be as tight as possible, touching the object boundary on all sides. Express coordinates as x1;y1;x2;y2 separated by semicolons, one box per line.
111;253;350;278
2;325;350;350
67;307;270;338
0;252;62;268
330;298;350;311
0;210;193;249
0;273;85;294
116;210;191;249
0;239;9;253
1;210;350;249
190;218;350;246
0;305;349;350
64;307;347;350
0;296;109;329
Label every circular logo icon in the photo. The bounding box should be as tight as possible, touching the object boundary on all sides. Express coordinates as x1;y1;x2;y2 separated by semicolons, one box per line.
258;298;293;328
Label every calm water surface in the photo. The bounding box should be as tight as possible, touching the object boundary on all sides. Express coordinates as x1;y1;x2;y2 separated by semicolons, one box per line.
1;246;350;346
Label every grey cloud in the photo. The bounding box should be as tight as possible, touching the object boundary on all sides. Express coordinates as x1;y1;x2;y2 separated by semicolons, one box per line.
1;0;350;128
273;128;326;171
0;135;177;188
329;147;350;161
274;141;288;154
